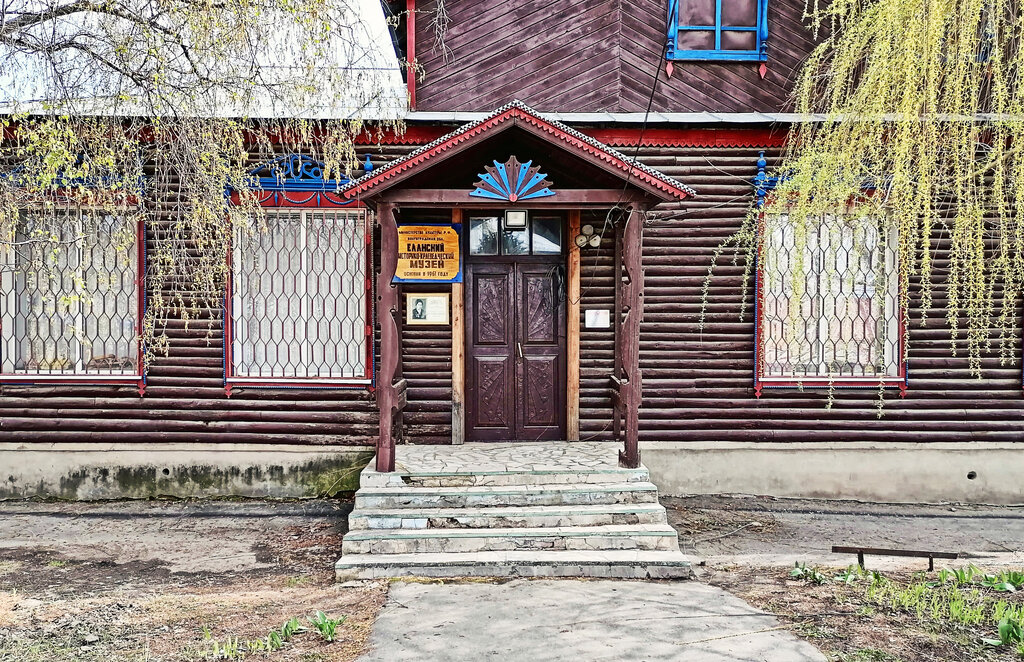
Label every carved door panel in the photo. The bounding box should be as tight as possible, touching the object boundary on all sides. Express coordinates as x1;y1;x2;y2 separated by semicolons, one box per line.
465;261;566;441
465;262;516;440
515;264;565;440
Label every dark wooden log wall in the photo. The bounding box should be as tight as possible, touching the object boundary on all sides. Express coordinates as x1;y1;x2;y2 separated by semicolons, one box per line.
412;0;819;113
0;144;415;445
5;136;1024;446
636;145;1024;442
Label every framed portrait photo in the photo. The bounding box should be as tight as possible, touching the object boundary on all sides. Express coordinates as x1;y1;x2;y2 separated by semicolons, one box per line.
406;292;450;325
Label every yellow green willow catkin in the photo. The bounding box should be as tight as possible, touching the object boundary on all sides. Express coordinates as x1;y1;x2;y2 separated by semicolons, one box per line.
765;0;1024;380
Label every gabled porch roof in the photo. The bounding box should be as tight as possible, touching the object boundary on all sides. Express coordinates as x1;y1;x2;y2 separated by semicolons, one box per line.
340;100;697;202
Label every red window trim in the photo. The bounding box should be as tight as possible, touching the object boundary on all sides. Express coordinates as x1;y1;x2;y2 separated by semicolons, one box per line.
0;209;146;396
752;205;908;398
223;198;373;396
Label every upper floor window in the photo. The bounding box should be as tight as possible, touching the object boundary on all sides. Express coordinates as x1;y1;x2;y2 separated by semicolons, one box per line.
756;211;905;393
228;207;371;387
667;0;769;62
1;208;142;383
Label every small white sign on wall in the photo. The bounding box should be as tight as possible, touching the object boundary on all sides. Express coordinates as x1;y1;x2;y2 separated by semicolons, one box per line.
585;309;611;329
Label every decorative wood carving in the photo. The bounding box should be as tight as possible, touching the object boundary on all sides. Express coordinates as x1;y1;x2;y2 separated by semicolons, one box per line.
471;156;554;202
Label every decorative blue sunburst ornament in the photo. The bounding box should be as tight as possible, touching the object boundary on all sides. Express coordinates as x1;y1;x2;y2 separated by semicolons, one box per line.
470;156;555;202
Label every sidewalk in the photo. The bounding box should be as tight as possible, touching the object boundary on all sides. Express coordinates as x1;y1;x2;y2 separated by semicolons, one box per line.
358;579;826;662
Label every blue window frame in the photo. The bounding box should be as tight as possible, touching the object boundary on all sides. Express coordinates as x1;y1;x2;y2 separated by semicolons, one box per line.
667;0;769;62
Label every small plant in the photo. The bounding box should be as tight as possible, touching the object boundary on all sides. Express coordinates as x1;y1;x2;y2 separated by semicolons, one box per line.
835;565;865;585
981;570;1024;593
308;610;346;642
983;617;1024;647
46;559;67;568
280;616;306;640
949;565;979;585
202;636;242;660
791;562;829;585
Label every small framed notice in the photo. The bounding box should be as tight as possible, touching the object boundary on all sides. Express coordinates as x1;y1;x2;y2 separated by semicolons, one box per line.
406;293;450;325
585;309;611;329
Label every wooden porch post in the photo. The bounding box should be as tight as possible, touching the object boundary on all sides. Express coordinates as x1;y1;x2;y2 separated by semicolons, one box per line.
376;203;401;472
618;204;645;469
451;209;466;444
567;210;581;441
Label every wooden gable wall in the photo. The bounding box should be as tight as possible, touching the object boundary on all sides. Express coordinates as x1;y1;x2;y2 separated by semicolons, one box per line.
412;0;819;113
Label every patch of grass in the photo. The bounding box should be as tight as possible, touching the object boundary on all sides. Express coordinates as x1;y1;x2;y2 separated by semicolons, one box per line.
285;575;311;588
45;559;67;568
830;649;903;662
797;622;843;640
764;564;1024;660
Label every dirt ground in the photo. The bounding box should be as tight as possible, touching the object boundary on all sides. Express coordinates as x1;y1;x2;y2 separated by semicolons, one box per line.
666;495;1024;571
0;499;385;661
0;495;1022;662
667;496;1024;662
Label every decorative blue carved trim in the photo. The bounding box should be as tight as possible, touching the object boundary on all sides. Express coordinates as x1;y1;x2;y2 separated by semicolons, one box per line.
470;156;555;202
3;154;144;195
753;151;781;206
667;0;769;62
250;154;351;192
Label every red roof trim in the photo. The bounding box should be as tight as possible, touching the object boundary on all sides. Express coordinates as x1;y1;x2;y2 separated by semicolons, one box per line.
585;128;787;148
343;104;696;201
353;127;786;149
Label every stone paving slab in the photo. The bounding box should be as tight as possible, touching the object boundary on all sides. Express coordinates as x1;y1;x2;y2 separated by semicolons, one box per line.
357;579;827;662
392;441;625;474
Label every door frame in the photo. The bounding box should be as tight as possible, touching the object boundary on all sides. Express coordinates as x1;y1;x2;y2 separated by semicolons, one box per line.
450;208;581;443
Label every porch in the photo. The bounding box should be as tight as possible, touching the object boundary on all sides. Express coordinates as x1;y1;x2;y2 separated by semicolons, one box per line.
336;441;692;579
337;101;695;472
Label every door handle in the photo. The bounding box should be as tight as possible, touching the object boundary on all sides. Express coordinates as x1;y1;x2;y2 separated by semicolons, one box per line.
517;342;523;359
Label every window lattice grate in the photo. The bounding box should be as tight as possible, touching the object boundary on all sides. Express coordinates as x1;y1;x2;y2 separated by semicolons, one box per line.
1;209;139;376
760;214;901;380
231;208;368;381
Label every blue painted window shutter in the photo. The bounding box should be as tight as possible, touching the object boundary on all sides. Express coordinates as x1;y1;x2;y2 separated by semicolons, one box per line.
667;0;768;62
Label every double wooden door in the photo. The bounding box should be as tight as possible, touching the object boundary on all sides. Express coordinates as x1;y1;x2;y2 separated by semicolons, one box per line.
465;258;566;441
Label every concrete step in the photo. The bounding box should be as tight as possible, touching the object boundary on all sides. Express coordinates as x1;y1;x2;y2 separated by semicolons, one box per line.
354;482;660;510
335;550;693;580
363;466;650;488
348;502;670;530
342;524;680;555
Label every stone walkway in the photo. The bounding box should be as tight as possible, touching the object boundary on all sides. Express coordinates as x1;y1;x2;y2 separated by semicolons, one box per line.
357;579;827;662
393;441;622;474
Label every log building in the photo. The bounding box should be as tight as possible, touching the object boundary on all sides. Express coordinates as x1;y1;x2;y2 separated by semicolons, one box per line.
2;0;1022;504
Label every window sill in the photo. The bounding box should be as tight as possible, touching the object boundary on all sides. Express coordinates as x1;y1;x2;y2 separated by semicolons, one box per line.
1;373;143;384
666;52;767;63
225;377;372;389
755;375;908;398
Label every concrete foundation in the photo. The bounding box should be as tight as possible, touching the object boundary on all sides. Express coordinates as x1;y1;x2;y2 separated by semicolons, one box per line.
3;440;1022;504
641;441;1024;505
0;443;374;500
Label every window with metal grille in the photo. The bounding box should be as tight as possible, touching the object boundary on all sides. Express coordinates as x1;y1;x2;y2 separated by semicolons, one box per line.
757;213;904;390
0;209;141;382
228;208;370;385
667;0;768;61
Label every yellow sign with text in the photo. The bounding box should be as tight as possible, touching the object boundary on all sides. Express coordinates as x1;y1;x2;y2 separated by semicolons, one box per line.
394;225;462;282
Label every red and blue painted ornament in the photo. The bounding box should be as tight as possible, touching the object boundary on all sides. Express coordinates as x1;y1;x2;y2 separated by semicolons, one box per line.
471;155;554;202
